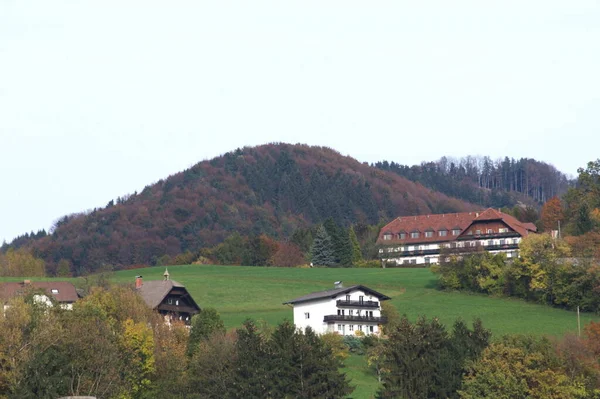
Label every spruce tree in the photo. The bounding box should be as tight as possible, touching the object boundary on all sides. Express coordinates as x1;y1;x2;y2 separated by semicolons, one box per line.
349;226;363;264
310;225;335;266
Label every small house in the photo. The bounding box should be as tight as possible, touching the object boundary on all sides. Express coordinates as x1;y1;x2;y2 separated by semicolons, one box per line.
283;282;390;336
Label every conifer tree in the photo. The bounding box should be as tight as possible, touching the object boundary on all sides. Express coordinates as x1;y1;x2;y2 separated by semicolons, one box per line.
349;226;363;264
310;225;335;266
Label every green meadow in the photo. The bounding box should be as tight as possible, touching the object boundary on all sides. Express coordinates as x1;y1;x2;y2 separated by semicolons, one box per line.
109;265;597;337
4;265;598;398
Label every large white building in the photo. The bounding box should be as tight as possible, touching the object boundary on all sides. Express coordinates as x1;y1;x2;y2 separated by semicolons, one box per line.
377;208;537;266
283;283;390;336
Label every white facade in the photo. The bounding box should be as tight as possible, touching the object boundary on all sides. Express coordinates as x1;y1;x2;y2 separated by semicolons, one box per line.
287;287;386;336
380;237;523;266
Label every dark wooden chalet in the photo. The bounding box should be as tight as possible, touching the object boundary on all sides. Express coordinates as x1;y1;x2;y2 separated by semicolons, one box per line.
136;270;200;324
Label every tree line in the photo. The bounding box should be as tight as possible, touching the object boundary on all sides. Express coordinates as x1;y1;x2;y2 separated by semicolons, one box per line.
375;155;571;208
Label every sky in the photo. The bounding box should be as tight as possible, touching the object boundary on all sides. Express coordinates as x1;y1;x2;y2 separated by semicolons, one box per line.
1;1;599;243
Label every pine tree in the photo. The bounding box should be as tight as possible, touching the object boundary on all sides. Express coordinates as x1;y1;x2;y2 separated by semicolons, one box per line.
349;226;363;264
310;225;335;266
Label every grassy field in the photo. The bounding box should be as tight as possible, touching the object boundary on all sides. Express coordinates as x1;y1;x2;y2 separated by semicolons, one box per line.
107;265;598;337
5;265;599;398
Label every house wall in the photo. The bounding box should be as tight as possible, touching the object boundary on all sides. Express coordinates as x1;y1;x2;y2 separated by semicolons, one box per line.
381;236;523;265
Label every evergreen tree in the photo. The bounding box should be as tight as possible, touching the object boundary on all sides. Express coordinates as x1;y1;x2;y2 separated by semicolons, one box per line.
233;320;273;397
349;226;363;264
323;218;352;266
187;308;226;357
310;225;335;266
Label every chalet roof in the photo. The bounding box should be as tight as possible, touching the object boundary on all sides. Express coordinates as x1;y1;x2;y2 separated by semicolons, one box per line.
467;208;537;238
0;281;79;304
137;280;186;309
283;285;390;305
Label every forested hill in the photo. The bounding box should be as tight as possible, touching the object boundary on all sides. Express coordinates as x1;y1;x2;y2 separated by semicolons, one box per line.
374;156;571;209
7;143;476;275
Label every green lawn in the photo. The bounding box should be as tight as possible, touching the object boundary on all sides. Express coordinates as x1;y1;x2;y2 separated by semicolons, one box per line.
5;265;598;398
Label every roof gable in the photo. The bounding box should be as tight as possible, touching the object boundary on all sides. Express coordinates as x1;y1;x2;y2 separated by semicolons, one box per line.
283;285;390;305
137;280;200;311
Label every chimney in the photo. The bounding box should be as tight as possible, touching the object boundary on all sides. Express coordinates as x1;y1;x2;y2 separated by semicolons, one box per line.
334;281;343;289
135;276;143;289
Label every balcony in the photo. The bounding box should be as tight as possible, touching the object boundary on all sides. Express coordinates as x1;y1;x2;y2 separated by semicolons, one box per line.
336;299;380;308
323;315;387;323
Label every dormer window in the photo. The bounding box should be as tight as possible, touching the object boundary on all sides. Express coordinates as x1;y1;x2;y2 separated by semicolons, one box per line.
499;228;508;233
51;289;59;294
475;229;481;235
425;231;433;238
383;233;392;240
439;230;447;237
452;229;461;236
487;229;493;234
399;232;406;239
410;231;420;238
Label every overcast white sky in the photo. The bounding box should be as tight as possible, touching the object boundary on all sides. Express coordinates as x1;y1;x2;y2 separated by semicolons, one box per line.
1;1;599;243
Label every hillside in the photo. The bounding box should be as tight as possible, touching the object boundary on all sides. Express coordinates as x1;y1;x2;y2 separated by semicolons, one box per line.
6;143;476;275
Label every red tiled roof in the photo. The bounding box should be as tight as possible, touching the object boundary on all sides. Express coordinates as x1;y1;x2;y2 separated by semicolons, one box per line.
377;208;537;245
377;211;479;244
0;281;79;304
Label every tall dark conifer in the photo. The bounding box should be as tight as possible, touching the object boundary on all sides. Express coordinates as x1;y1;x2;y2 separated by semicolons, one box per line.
310;225;335;266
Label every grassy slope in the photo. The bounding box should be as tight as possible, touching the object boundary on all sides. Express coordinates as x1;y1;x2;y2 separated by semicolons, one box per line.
5;266;598;398
108;265;598;336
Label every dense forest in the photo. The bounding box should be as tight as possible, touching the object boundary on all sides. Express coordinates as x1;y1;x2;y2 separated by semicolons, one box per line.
2;144;475;275
375;156;571;208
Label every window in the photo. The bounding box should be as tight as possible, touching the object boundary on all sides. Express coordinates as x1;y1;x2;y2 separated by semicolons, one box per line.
402;260;410;265
168;298;173;304
51;289;59;294
475;229;481;235
359;295;364;303
439;230;447;237
499;239;505;245
349;325;354;331
175;300;179;306
452;229;461;236
410;259;417;264
369;326;374;333
349;310;354;316
487;229;493;234
411;232;420;238
399;232;406;239
346;294;350;301
383;233;392;240
499;228;508;233
338;324;343;331
304;312;310;319
358;325;363;331
425;231;433;238
425;257;431;264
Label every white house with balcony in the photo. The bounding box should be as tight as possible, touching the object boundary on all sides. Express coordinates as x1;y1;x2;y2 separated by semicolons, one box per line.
283;282;390;336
